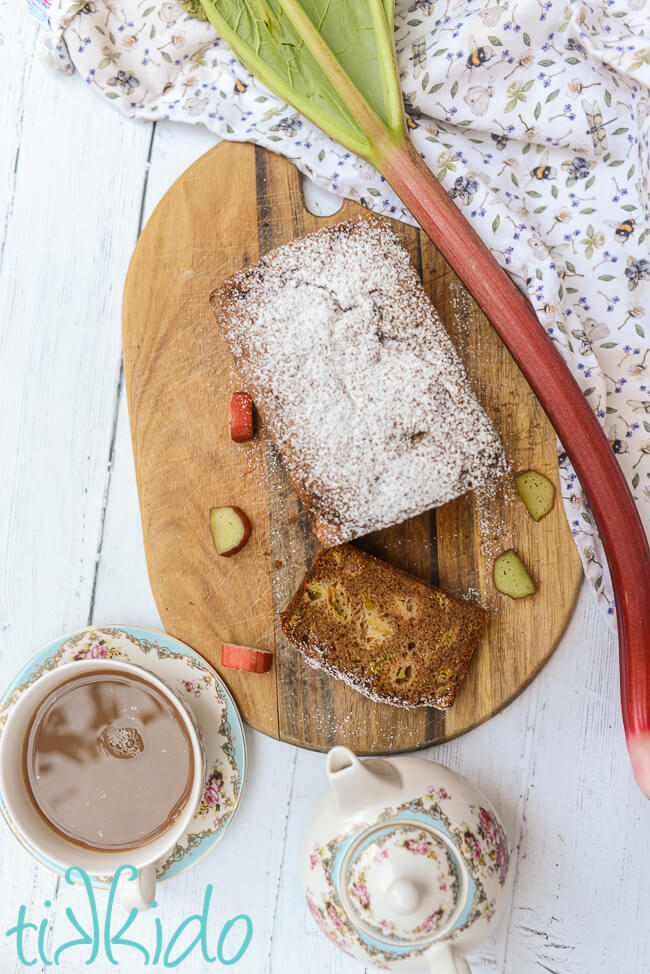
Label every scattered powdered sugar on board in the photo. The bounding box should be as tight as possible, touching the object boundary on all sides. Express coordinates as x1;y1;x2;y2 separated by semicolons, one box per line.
211;217;508;546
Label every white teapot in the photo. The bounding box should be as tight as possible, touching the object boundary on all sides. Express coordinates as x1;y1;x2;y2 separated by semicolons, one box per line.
301;747;510;973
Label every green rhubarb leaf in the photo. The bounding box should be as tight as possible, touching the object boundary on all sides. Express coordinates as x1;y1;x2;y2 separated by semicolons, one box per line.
198;0;404;164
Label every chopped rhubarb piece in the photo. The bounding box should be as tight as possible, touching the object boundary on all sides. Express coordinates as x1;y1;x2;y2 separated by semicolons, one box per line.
221;642;272;673
515;470;555;522
210;506;251;557
229;391;254;443
493;549;536;599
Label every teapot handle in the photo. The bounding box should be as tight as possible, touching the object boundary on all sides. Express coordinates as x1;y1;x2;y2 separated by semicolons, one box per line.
427;944;471;974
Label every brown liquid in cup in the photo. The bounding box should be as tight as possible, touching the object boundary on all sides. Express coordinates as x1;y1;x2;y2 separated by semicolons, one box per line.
23;670;194;852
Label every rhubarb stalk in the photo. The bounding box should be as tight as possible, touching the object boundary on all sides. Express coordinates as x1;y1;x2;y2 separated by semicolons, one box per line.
385;140;650;798
200;0;650;796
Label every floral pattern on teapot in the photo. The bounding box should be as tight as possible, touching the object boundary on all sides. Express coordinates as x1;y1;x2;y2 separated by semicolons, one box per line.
346;827;460;940
458;802;509;889
304;784;509;967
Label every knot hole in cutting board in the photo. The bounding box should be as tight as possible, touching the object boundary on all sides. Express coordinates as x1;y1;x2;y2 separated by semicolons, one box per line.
300;173;344;217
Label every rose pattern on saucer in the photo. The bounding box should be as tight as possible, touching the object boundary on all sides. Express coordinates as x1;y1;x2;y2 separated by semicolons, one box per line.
198;765;227;816
73;635;122;661
0;625;246;887
182;676;211;697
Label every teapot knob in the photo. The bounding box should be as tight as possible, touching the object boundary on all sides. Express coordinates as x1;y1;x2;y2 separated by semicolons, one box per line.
386;878;420;915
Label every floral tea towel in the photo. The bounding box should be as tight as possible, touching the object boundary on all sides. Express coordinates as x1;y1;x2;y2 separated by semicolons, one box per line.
37;0;650;625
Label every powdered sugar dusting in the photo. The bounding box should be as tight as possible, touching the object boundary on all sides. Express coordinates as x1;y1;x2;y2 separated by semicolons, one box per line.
212;218;507;545
299;651;446;710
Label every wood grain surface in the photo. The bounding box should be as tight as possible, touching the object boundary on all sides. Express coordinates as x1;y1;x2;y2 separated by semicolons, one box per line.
122;141;582;753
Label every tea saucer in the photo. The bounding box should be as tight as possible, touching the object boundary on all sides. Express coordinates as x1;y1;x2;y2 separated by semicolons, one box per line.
0;625;246;887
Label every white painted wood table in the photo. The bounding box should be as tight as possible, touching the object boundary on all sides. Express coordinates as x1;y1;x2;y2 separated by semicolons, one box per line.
1;8;648;972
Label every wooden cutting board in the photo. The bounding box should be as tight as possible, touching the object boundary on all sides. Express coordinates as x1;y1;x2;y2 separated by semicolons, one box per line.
122;142;582;753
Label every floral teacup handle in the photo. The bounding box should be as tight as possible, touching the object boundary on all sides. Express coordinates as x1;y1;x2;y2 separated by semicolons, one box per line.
115;863;156;912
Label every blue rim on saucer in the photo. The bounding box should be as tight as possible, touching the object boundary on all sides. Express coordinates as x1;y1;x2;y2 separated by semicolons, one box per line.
0;625;247;888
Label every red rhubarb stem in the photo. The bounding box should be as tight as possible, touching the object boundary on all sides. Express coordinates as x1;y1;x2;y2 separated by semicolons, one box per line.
382;140;650;798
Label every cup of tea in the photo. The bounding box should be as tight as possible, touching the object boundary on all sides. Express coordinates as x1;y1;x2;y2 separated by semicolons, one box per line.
0;659;205;911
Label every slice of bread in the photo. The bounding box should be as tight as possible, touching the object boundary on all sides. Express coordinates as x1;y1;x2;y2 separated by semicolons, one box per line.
210;217;507;546
280;544;488;709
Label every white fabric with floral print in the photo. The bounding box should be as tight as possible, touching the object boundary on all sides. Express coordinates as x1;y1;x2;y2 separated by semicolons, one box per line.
44;0;650;626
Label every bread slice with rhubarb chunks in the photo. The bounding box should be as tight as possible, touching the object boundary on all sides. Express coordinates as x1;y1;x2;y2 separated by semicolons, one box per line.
280;544;488;710
209;217;507;546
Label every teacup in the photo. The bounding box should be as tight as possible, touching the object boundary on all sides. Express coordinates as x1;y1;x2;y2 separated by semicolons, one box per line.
0;659;205;911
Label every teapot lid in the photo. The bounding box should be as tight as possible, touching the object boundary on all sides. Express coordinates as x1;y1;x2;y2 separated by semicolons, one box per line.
339;821;467;947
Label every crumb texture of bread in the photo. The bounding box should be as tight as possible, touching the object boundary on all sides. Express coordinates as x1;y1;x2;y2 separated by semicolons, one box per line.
210;217;507;545
280;544;488;710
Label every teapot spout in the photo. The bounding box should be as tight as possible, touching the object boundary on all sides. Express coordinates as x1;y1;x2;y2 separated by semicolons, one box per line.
327;746;399;816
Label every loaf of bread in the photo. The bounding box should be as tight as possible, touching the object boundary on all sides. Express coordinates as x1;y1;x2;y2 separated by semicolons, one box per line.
280;544;488;709
210;217;507;546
